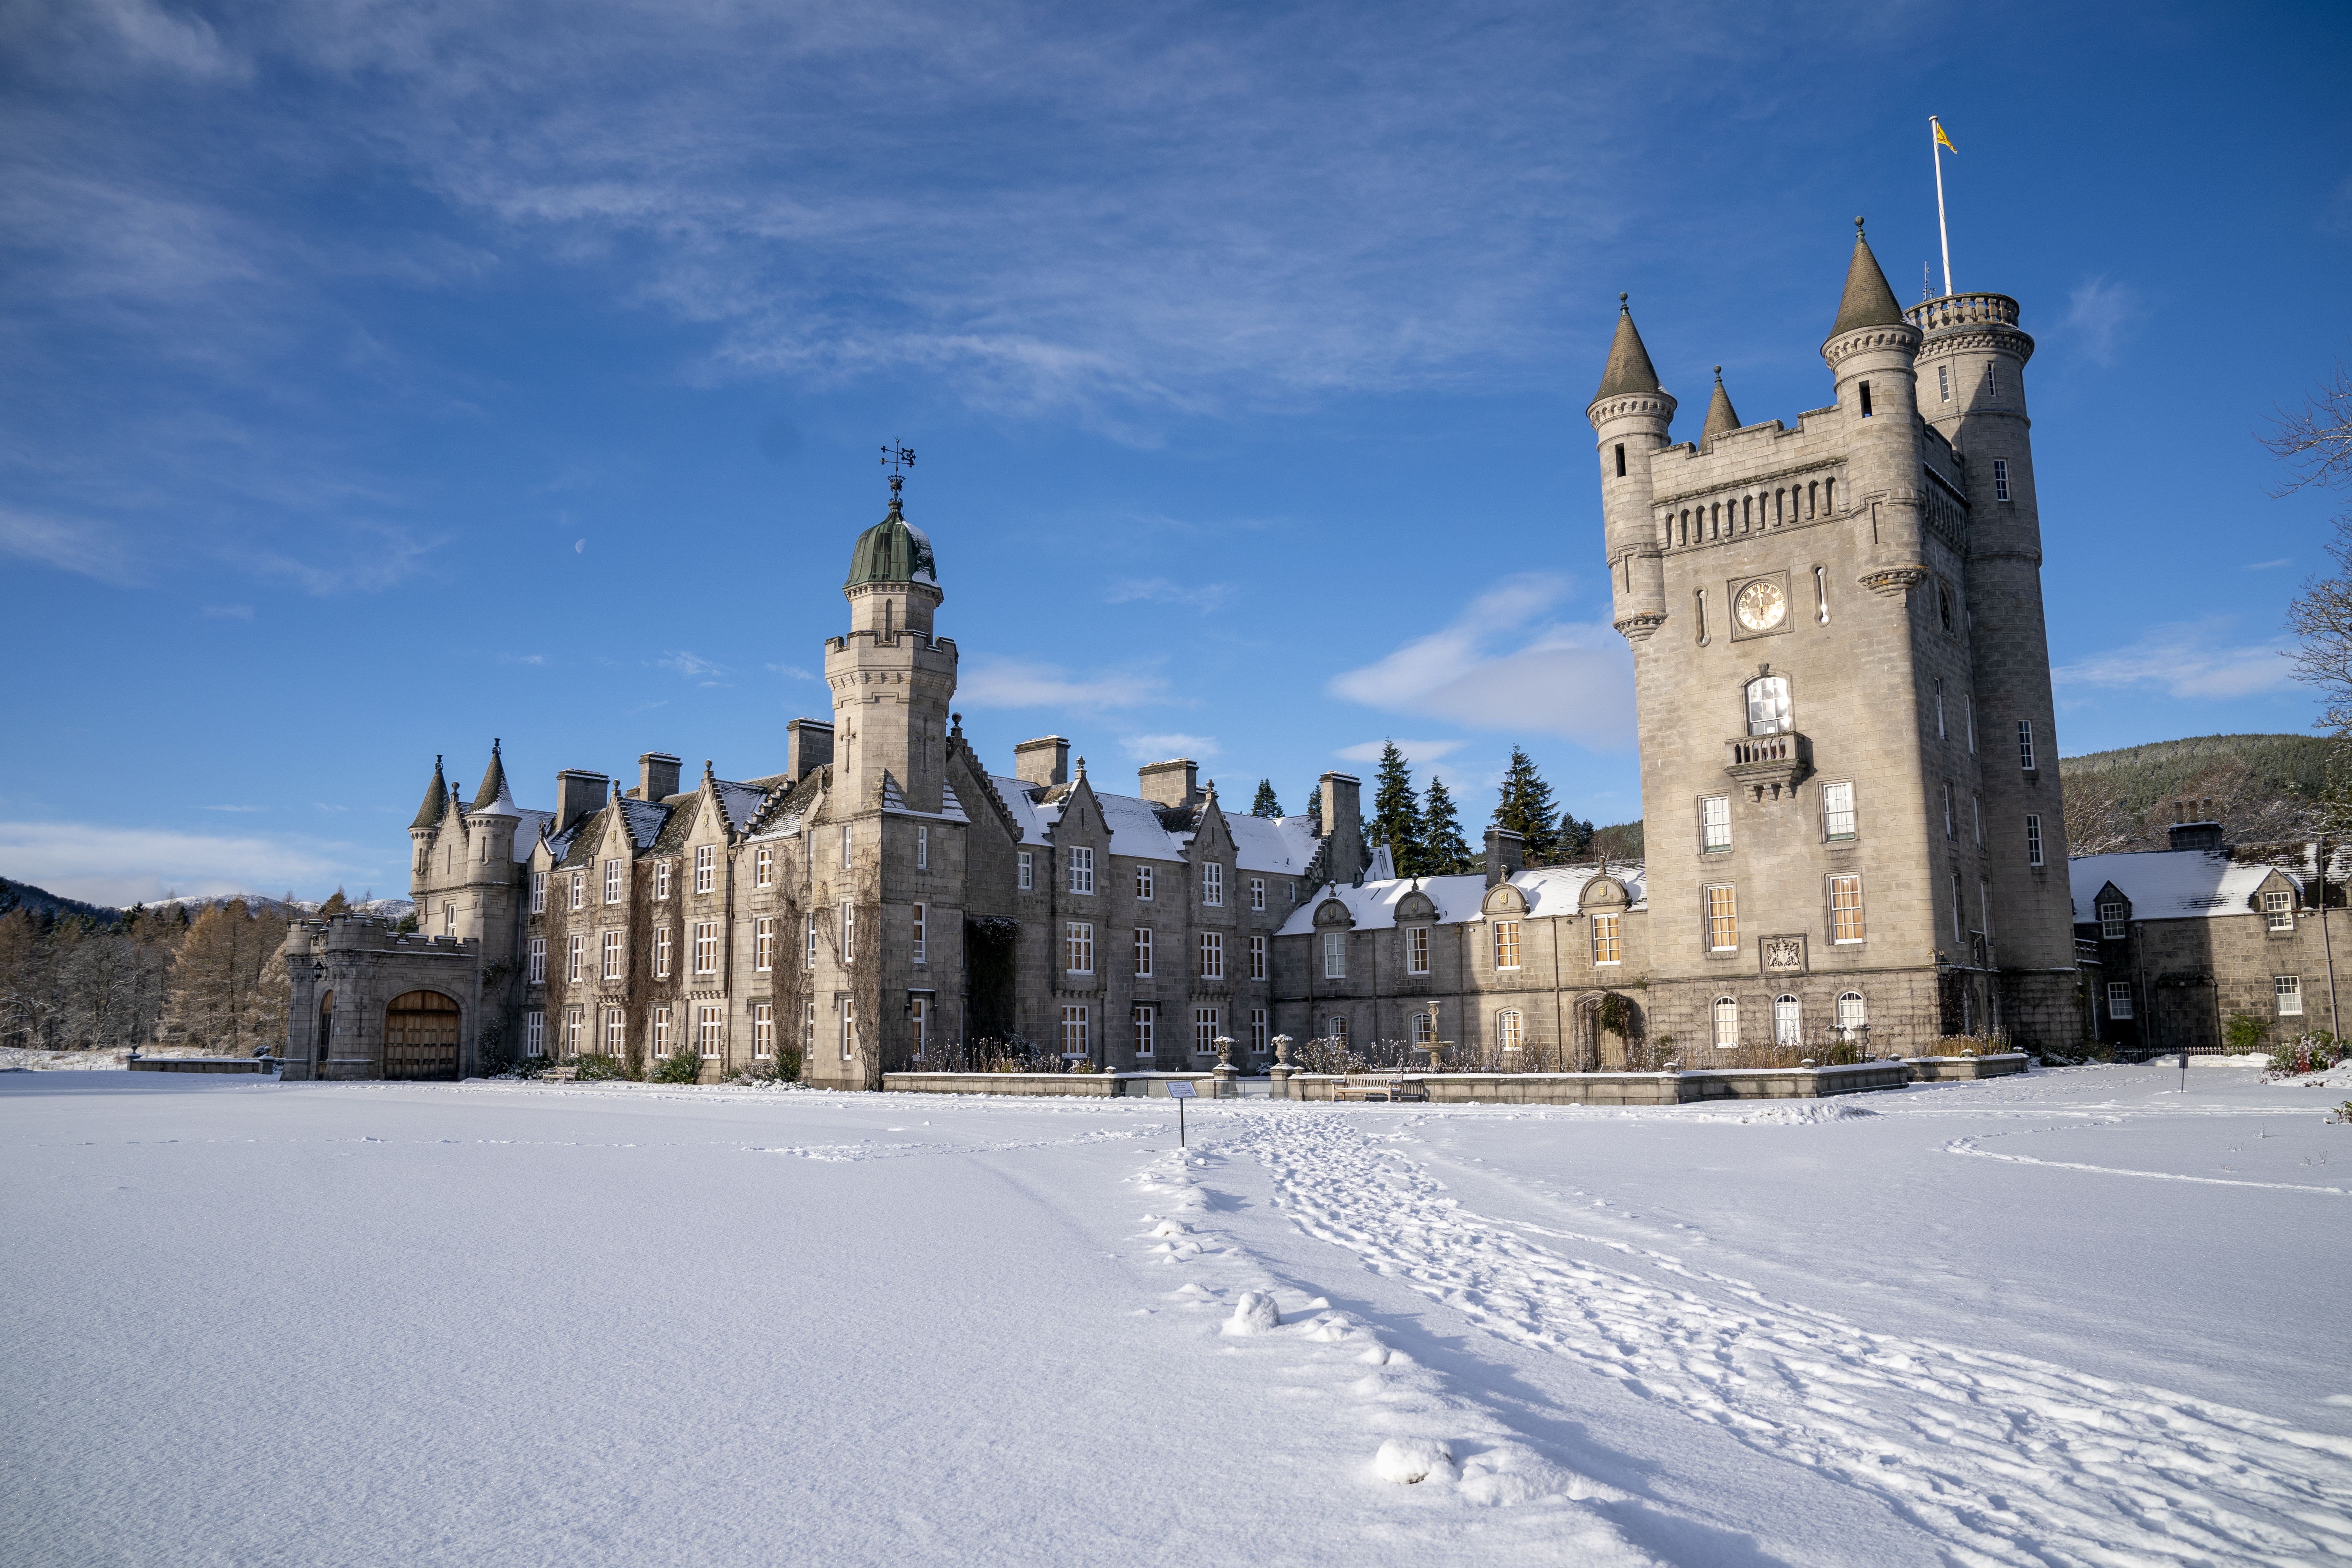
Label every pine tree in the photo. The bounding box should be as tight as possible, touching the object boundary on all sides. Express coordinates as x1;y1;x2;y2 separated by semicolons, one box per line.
1250;779;1283;818
1492;747;1562;864
319;887;350;918
1305;785;1323;836
1369;742;1423;876
1419;776;1473;874
1557;812;1596;861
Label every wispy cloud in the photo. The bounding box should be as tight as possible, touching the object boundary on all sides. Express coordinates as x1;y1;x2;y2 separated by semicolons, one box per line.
1109;578;1235;614
1327;574;1635;746
2054;617;2294;700
0;819;372;907
0;506;145;585
658;650;729;683
958;657;1169;711
1335;738;1465;765
766;662;816;681
2060;276;2138;368
2243;559;2292;571
1121;732;1220;761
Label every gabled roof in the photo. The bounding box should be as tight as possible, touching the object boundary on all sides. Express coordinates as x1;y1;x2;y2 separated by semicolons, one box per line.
881;777;971;823
1228;813;1319;876
2069;849;2301;921
1274;863;1648;936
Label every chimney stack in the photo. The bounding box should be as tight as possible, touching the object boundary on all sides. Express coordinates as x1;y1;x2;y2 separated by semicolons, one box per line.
555;770;608;833
1319;771;1364;884
1137;759;1201;810
1015;736;1071;788
636;752;682;801
786;719;835;783
1485;827;1525;888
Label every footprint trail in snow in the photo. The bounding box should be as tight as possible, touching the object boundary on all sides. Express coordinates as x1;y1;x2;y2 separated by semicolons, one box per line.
1233;1109;2352;1568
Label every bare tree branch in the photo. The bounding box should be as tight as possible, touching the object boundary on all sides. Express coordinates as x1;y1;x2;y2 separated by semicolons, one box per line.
2263;361;2352;497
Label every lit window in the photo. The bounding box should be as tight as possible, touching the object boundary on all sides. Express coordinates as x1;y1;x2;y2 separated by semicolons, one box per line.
2098;900;2127;940
1405;926;1430;975
1199;931;1224;980
1711;996;1739;1048
1831;875;1864;944
1248;933;1266;981
604;859;623;904
1773;995;1800;1047
1497;1009;1524;1053
1822;781;1856;840
2276;975;2304;1016
1993;457;2011;502
1018;851;1033;891
2106;982;2134;1020
693;921;719;975
1065;920;1094;974
1133;926;1154;977
754;1004;775;1058
2017;720;2036;773
654;861;670;900
1706;885;1738;952
1135;865;1154;900
755;916;775;971
1069;847;1094;895
527;937;546;985
915;826;927;871
1746;675;1792;736
603;1005;625;1054
698;1005;724;1058
1060;1004;1089;1059
1702;795;1731;853
2026;814;2044;867
1592;913;1621;965
756;847;774;887
1494;920;1522;971
695;845;715;895
525;1011;544;1057
531;872;546;913
1203;863;1224;907
1132;1005;1155;1057
1836;991;1866;1032
654;926;671;978
911;903;925;965
601;930;623;980
1323;931;1347;979
1194;1007;1220;1055
2266;890;2294;931
566;934;584;983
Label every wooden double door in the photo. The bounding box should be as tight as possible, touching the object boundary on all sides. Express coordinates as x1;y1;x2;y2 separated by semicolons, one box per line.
384;991;461;1080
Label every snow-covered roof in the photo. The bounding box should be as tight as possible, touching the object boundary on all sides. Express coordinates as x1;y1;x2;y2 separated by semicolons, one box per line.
2069;849;2299;921
711;780;770;833
987;776;1055;846
513;809;555;860
1228;813;1319;876
1092;790;1187;860
1274;863;1648;936
881;779;971;824
614;796;669;851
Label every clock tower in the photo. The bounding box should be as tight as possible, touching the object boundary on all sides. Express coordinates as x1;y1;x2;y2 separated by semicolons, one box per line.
1590;221;2076;1054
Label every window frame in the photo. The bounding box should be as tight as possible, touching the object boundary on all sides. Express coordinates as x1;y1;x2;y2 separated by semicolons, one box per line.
1592;912;1622;965
571;873;584;911
1493;919;1522;971
2098;900;2127;940
1133;925;1153;978
755;846;774;888
1322;930;1347;979
603;1005;625;1054
755;916;775;972
1132;1004;1155;1057
1830;873;1865;944
531;872;546;913
525;1010;544;1057
654;925;671;979
2017;719;2037;773
2265;889;2294;932
654;860;671;901
601;929;624;981
1059;1004;1089;1059
2106;981;2134;1020
1993;457;2012;502
1773;994;1801;1047
604;858;623;904
1068;846;1095;895
2026;814;2045;867
1064;919;1094;975
698;1004;724;1058
1018;850;1033;891
1405;925;1430;975
1822;780;1857;841
1202;862;1225;907
2275;974;2304;1016
566;933;584;984
754;1003;775;1057
1705;884;1739;953
1249;876;1266;911
693;920;719;975
911;902;926;965
695;844;716;895
1193;1006;1220;1056
1496;1009;1524;1053
527;936;546;985
1198;930;1224;981
1711;995;1739;1048
1248;933;1266;982
915;826;927;871
1701;794;1732;853
1134;864;1154;901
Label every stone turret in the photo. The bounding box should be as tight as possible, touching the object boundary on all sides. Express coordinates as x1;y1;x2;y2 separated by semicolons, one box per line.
1821;218;1926;596
1586;295;1676;641
827;468;959;814
1699;367;1740;449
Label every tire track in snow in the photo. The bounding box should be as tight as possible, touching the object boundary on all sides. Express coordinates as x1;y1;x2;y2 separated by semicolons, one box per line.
1945;1135;2351;1196
1236;1109;2352;1568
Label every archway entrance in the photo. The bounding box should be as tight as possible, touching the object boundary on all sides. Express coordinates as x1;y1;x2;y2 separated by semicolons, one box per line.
318;989;334;1069
384;991;461;1080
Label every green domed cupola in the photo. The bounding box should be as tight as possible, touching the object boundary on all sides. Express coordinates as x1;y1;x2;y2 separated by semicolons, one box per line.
845;465;937;589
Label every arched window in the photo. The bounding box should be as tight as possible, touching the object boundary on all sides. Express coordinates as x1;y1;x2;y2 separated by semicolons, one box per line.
1746;675;1792;736
1328;1015;1349;1047
1939;581;1953;630
1774;489;1784;525
1773;995;1801;1046
1497;1010;1524;1053
1836;991;1866;1033
1823;478;1835;512
1711;996;1739;1048
1807;481;1819;517
1411;1011;1434;1046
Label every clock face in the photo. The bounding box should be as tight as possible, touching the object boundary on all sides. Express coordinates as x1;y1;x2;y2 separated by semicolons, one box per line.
1735;578;1787;632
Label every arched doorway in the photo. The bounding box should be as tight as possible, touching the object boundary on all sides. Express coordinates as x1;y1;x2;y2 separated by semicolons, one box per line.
384;991;461;1080
318;989;334;1069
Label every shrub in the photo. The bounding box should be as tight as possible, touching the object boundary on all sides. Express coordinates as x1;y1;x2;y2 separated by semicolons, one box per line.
2223;1013;2273;1055
2267;1032;2346;1078
728;1050;803;1086
574;1053;627;1081
651;1046;702;1084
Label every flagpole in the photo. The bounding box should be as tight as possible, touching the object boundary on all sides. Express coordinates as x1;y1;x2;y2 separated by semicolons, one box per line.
1931;115;1953;297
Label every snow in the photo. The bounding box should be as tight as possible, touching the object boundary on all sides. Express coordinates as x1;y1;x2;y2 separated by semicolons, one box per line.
1276;864;1650;936
2069;847;2290;920
1224;812;1318;876
4;1060;2349;1565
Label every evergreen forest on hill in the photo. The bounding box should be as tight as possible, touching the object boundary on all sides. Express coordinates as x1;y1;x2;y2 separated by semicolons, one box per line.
2059;733;2334;855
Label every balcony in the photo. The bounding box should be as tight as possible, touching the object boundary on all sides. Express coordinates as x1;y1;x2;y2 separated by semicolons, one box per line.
1905;292;2020;333
1724;731;1812;799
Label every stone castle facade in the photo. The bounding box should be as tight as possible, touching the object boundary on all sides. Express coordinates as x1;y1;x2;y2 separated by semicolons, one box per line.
281;221;2085;1083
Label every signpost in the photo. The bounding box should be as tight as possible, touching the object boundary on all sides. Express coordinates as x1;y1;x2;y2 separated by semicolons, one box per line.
1168;1080;1195;1147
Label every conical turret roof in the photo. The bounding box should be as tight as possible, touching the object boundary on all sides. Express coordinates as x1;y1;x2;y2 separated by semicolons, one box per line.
469;739;509;811
1592;295;1662;401
1701;368;1741;445
845;490;937;589
409;756;447;831
1828;218;1905;338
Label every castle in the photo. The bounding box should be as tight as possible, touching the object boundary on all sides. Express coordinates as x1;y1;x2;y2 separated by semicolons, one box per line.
281;220;2083;1083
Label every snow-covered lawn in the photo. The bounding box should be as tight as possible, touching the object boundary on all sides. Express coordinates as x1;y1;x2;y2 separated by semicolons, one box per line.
4;1060;2349;1566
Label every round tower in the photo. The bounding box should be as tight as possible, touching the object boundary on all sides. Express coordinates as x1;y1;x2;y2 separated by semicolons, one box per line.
1585;294;1676;641
1820;218;1926;594
407;754;447;888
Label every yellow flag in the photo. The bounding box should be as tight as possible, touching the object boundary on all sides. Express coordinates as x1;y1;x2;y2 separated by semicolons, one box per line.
1935;120;1958;155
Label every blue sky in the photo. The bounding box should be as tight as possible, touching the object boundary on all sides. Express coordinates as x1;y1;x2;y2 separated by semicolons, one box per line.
2;0;2348;905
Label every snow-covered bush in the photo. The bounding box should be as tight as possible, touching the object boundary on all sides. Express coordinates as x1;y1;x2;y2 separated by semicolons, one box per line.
574;1052;628;1082
2266;1033;2345;1078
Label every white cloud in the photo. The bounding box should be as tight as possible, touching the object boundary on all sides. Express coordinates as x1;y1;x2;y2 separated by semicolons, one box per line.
0;506;145;585
85;0;252;82
2243;559;2292;572
766;662;816;681
2054;618;2295;700
2060;276;2138;368
658;650;728;679
1109;579;1235;614
958;657;1169;711
1327;574;1635;746
1335;738;1465;765
1121;733;1220;761
0;820;374;907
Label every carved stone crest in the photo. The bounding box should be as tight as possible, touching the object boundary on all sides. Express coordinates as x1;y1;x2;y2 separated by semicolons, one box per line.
1760;934;1808;976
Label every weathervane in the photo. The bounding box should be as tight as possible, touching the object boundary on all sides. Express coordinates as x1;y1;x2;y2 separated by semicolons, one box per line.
880;441;916;506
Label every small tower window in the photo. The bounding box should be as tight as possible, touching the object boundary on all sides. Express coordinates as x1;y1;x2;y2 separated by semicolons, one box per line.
1986;363;1999;398
1695;588;1710;646
1993;458;2012;502
1614;443;1626;477
2017;720;2037;772
1938;364;1951;403
1939;581;1954;631
1858;381;1873;418
1813;565;1829;624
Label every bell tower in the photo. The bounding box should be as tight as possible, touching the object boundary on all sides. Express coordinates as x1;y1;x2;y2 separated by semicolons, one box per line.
824;448;958;815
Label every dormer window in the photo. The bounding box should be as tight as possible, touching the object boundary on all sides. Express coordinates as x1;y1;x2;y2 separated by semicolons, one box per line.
604;859;623;904
2098;899;2126;940
2265;890;2294;932
1746;675;1792;735
1202;863;1224;907
695;844;716;895
654;861;671;901
1068;846;1094;895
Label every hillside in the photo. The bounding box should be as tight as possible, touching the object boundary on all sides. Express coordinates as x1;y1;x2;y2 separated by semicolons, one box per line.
0;878;124;927
2059;733;2333;855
